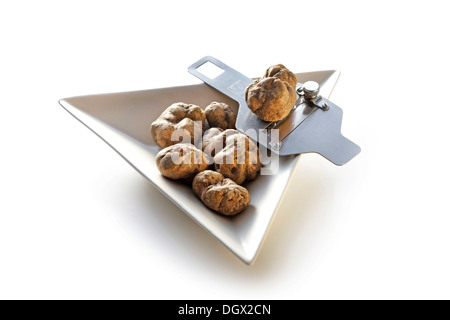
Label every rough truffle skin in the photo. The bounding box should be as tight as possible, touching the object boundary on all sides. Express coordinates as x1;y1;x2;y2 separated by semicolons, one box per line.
193;170;250;216
151;102;206;149
245;64;298;122
202;129;261;185
245;76;297;122
205;102;237;130
263;64;298;90
156;143;209;180
201;127;224;155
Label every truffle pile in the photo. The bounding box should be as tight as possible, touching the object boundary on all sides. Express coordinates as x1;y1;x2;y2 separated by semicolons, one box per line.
151;101;260;216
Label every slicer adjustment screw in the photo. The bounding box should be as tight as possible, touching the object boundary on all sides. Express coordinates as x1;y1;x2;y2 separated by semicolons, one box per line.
303;81;320;100
270;141;282;151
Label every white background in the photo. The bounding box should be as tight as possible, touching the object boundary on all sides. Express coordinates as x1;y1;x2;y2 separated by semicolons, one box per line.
1;1;449;299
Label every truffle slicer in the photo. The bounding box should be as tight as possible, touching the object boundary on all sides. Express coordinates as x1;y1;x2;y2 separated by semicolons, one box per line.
188;56;360;165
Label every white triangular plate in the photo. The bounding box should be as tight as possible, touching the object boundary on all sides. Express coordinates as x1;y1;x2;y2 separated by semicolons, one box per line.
60;70;340;264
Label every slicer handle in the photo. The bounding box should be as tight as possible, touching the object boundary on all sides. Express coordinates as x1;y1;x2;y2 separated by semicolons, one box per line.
188;56;253;104
317;134;361;166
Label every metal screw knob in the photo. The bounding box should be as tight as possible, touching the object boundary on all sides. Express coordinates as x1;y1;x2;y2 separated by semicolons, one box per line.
270;140;282;151
303;81;320;100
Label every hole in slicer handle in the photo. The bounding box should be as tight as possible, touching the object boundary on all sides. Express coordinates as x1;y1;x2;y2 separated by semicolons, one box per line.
195;61;225;79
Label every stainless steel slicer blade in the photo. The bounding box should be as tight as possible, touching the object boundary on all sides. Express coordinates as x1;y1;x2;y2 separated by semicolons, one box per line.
188;56;361;165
